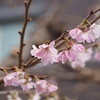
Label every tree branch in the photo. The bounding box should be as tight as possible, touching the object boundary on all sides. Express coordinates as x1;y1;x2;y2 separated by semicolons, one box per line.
18;0;32;69
86;7;100;20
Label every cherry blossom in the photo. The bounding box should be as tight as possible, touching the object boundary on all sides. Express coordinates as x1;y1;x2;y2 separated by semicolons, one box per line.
81;31;96;43
20;77;35;91
35;80;58;94
30;41;58;65
4;71;35;91
69;28;83;42
21;81;35;91
81;23;100;43
58;43;84;63
71;48;93;68
95;51;100;61
69;23;100;43
71;44;84;53
4;72;26;87
89;23;100;39
4;72;19;87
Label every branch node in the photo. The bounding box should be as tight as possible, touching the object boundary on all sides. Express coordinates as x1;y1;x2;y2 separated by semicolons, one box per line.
90;11;93;15
23;1;28;7
17;52;20;55
18;31;22;35
27;17;32;21
23;43;26;46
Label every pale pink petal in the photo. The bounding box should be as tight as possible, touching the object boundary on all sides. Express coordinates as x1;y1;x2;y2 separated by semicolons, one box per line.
49;41;55;47
72;44;84;53
69;28;83;42
95;52;100;61
57;51;67;64
65;50;76;62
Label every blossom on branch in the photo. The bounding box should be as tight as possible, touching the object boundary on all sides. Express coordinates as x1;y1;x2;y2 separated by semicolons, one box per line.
4;72;25;87
30;41;58;65
90;23;100;39
57;43;85;63
95;51;100;61
69;23;100;43
21;78;35;91
71;48;93;68
35;80;58;94
69;28;83;42
4;72;35;91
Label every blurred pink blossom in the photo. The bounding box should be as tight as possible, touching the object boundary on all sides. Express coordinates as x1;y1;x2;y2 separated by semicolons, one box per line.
21;81;35;91
90;23;100;39
35;80;58;94
95;52;100;61
69;28;83;42
4;72;34;91
71;48;93;68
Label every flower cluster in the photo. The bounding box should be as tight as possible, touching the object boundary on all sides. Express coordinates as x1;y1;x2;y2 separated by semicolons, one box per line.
35;80;58;94
4;72;58;94
69;23;100;43
4;71;34;91
31;41;85;65
57;43;84;63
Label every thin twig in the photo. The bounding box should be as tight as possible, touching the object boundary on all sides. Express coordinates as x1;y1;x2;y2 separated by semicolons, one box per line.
25;58;40;68
86;7;100;20
18;0;32;69
28;74;48;79
24;57;37;67
90;15;100;24
0;67;15;71
55;31;69;43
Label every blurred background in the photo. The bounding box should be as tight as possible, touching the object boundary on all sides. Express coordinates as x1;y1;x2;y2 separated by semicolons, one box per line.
0;0;100;100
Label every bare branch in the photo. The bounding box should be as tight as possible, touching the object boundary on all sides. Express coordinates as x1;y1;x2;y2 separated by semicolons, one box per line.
86;7;100;20
18;0;32;69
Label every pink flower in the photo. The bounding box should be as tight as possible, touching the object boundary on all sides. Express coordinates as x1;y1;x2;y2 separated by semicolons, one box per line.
81;23;100;43
69;23;100;43
21;82;35;91
57;51;67;64
4;71;35;91
35;80;58;94
71;48;93;68
81;31;95;43
58;44;84;63
47;85;58;94
71;61;85;68
72;44;84;53
20;77;35;91
65;49;77;62
4;72;19;86
90;23;100;39
31;41;58;65
69;28;83;42
95;52;100;61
